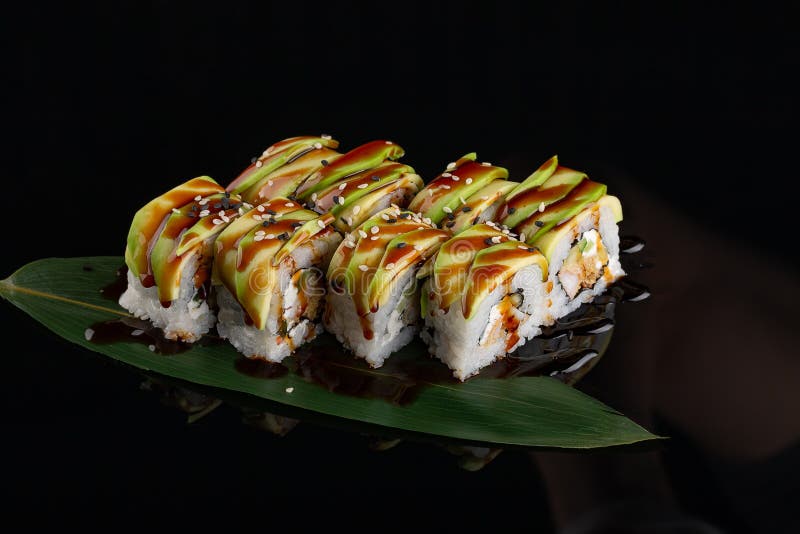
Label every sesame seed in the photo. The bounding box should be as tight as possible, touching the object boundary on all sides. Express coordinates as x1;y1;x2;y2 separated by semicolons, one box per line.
528;247;538;252
332;195;339;204
199;210;210;217
502;228;510;235
255;230;266;236
519;233;526;242
149;345;156;352
481;161;491;166
291;222;303;228
371;175;381;182
386;263;395;270
266;209;277;215
194;195;202;201
423;217;432;225
381;213;390;220
221;215;230;223
321;160;329;166
311;193;317;201
396;242;406;248
337;196;345;205
491;236;502;243
254;234;265;242
538;202;545;212
266;234;275;239
317;219;326;228
446;162;456;170
413;244;423;251
238;207;244;215
446;221;455;228
465;177;473;185
451;175;460;181
535;220;545;227
285;387;294;393
459;196;466;204
443;206;452;214
321;134;332;140
277;232;289;240
484;238;494;245
428;189;433;197
255;161;263;168
253;214;263;221
338;183;347;190
442;172;452;178
462;206;472;212
353;205;362;215
387;218;397;223
518;245;529;251
385;140;393;144
358;229;368;238
446;213;455;220
313;142;323;149
358;264;369;271
267;180;274;187
285;202;295;207
257;205;265;212
442;184;451;190
508;207;517;214
399;213;410;219
370;226;379;234
370;236;379;241
199;199;209;206
357;183;368;189
481;196;489;201
345;240;356;248
172;208;181;214
261;219;270;226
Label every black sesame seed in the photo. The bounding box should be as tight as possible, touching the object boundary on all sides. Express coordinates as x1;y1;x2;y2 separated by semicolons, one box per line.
306;201;315;209
266;209;277;215
396;242;407;248
446;221;456;228
371;175;381;181
291;222;302;228
527;247;538;252
332;195;340;204
222;199;231;209
508;207;517;214
462;206;472;212
190;204;198;211
262;220;271;227
321;160;329;166
484;238;494;245
224;191;231;198
187;212;196;218
387;218;397;223
213;202;222;209
277;232;289;240
399;213;410;219
534;220;544;227
250;157;257;163
446;212;455;220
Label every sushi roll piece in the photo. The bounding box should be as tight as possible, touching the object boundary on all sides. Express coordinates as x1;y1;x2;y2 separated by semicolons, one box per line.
419;224;550;380
500;156;625;322
213;198;341;362
120;176;247;341
324;206;450;367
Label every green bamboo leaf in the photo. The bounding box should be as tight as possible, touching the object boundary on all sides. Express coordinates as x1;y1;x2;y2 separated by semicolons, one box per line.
0;257;660;448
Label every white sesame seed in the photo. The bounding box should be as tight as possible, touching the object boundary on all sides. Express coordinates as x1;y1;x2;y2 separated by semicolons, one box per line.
337;196;345;205
253;214;262;221
199;210;210;217
391;203;399;210
285;387;294;393
442;184;451;190
199;199;209;206
414;244;423;251
321;134;331;140
451;175;460;181
266;234;275;239
481;161;491;166
220;215;230;223
345;240;356;248
194;195;202;201
254;234;265;242
359;230;368;239
357;183;368;189
148;344;156;352
255;160;263;168
443;206;452;214
381;213;390;220
446;162;456;170
539;202;545;212
140;314;149;320
519;233;526;242
518;245;529;250
459;196;466;204
238;207;244;215
257;205;265;212
491;236;502;243
353;205;361;215
442;172;452;178
465;177;473;185
313;142;323;149
358;264;369;271
317;219;326;228
172;208;181;214
285;202;295;207
385;263;395;270
344;217;352;226
267;180;274;186
371;226;379;234
481;196;489;201
423;217;432;225
338;183;347;190
428;189;433;197
84;328;94;341
131;329;144;337
370;236;379;241
502;228;510;235
255;230;265;236
418;226;425;230
311;193;317;201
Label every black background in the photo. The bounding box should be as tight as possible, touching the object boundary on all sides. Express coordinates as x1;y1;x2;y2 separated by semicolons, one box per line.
3;1;798;531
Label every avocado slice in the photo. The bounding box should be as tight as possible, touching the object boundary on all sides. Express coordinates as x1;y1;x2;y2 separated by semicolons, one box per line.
533;195;623;261
272;213;334;266
447;180;517;233
313;161;416;213
125;176;223;282
505;155;558;201
227;136;340;195
366;228;449;313
295;140;406;200
462;241;548;320
240;147;342;203
407;155;508;224
501;166;586;229
516;179;608;244
431;224;506;313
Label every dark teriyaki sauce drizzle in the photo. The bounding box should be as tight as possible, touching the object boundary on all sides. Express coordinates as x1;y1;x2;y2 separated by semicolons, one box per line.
100;265;129;301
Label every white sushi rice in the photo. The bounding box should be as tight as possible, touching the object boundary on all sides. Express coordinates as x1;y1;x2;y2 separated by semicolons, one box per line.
324;267;421;368
119;254;215;342
543;202;625;323
421;264;548;381
216;232;341;362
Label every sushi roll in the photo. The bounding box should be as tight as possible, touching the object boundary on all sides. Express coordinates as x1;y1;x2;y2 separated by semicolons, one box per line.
500;155;625;322
324;206;450;367
213;198;342;362
120;176;247;341
420;224;550;380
